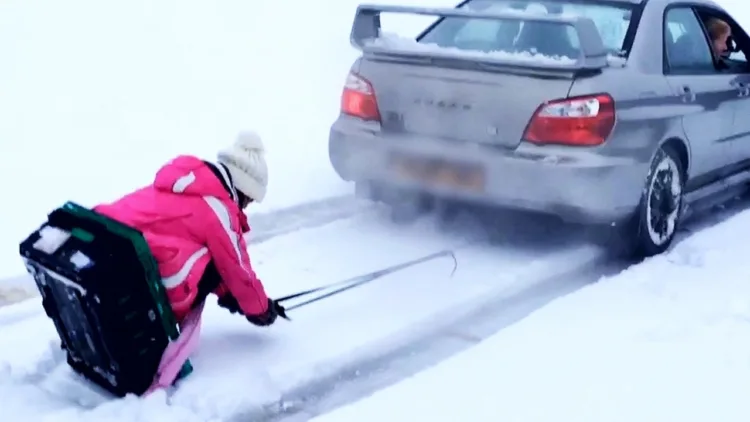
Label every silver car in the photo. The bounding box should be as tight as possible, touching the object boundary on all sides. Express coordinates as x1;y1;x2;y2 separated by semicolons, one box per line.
328;0;750;258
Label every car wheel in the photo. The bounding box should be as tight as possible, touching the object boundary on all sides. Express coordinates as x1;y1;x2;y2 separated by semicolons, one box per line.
628;145;685;257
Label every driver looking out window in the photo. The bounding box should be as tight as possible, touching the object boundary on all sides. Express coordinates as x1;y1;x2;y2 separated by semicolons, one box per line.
705;17;731;60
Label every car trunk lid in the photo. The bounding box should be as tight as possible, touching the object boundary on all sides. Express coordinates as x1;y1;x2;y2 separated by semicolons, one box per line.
350;4;609;149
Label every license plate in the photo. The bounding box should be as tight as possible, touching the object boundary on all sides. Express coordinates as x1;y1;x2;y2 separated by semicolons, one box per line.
389;154;485;192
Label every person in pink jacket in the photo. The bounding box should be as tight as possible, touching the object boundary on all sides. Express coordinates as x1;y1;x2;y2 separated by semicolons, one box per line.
95;131;283;327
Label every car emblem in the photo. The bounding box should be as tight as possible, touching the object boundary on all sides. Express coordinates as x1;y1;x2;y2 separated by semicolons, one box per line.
414;98;471;111
487;126;498;135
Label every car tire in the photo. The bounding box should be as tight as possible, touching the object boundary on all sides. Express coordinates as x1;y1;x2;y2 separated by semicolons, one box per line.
618;145;685;258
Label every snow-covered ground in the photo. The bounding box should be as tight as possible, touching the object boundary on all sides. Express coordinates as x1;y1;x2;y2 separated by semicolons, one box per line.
3;0;750;421
0;208;605;421
312;206;750;422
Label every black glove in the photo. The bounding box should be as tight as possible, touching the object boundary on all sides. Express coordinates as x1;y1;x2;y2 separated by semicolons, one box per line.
217;294;242;315
245;299;287;327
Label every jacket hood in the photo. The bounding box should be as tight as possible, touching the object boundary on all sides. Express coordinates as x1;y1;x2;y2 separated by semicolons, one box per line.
153;155;251;233
153;155;234;201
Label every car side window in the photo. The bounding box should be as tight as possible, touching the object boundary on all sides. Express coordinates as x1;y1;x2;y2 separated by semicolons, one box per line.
667;21;686;40
664;7;716;73
730;50;746;62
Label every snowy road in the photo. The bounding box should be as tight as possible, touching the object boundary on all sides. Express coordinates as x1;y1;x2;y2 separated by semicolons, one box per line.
274;198;750;422
0;199;608;421
2;195;748;421
309;199;750;422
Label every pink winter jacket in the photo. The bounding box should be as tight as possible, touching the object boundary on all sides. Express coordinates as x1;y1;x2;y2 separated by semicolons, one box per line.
94;155;269;322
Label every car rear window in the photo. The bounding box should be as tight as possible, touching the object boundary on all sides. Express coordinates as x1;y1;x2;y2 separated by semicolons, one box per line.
418;0;635;59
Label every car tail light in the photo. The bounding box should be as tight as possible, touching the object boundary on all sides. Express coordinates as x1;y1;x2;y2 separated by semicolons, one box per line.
522;93;615;146
341;72;381;122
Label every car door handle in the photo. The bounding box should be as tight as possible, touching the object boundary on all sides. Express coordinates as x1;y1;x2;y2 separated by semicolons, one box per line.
730;81;750;97
740;83;750;97
679;85;695;102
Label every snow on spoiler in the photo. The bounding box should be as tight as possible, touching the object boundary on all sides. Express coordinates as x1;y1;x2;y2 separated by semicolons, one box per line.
349;4;608;71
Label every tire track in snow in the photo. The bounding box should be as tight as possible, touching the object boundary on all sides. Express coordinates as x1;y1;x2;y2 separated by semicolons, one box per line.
190;203;611;422
248;249;613;422
258;196;750;422
267;258;622;422
249;195;374;245
0;194;372;311
0;286;34;307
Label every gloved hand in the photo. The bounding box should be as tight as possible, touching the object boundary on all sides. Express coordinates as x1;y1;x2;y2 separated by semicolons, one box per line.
217;294;242;315
245;299;287;327
217;295;288;325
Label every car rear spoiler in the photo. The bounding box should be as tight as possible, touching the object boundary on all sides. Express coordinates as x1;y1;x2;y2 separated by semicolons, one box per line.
350;4;608;72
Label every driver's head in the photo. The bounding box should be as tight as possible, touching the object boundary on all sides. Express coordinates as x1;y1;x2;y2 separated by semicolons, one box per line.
706;18;731;57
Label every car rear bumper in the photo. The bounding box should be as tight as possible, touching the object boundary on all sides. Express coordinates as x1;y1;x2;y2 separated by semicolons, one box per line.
329;118;649;225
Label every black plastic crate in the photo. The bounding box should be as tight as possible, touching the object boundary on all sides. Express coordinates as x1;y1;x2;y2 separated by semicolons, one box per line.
19;202;192;397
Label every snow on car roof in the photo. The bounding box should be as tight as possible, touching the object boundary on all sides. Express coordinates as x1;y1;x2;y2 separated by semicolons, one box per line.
365;32;578;65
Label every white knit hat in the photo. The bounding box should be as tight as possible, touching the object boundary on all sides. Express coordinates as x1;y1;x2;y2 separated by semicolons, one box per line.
217;131;268;203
